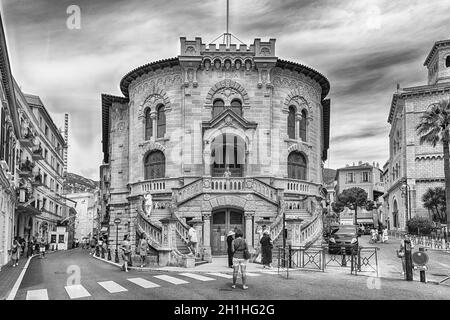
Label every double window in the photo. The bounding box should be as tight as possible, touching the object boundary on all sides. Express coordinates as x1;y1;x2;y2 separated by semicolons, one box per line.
144;104;166;140
212;99;242;118
287;106;308;141
145;108;153;140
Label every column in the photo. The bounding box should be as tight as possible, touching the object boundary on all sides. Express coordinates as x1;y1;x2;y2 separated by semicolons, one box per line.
244;212;255;251
201;211;212;262
203;150;211;176
295;113;301;140
159;217;177;266
150;111;157;139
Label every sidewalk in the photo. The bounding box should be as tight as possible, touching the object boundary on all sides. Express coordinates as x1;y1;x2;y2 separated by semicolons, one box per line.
0;255;31;300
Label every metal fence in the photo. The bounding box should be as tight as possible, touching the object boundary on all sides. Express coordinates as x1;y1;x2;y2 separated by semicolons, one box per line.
276;245;379;278
388;230;450;251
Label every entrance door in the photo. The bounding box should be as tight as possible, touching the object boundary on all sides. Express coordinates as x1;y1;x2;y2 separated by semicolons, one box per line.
211;209;244;255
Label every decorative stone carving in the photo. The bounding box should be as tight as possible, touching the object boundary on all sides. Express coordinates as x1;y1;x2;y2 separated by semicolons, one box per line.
140;141;166;157
260;47;271;56
116;121;126;132
205;79;250;107
203;194;210;201
111;105;127;121
131;70;182;101
138;88;171;118
185;46;196;54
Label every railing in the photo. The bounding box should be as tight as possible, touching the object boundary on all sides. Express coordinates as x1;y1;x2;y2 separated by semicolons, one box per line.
299;211;322;246
135;201;162;249
269;207;285;243
284;199;308;211
275;178;320;197
129;177;180;196
175;178;204;203
174;217;190;247
407;234;450;251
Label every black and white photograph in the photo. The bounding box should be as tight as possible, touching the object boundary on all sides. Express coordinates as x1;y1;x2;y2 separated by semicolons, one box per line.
0;0;449;312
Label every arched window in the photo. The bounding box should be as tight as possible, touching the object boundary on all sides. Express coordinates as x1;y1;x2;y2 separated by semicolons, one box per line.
212;99;225;118
288;106;296;139
211;133;245;177
145;108;152;140
288;152;307;180
144;151;165;180
299;109;307;141
157;105;165;138
446;56;450;68
230;99;242;116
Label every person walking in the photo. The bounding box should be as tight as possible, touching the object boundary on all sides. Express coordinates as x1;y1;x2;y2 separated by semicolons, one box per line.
397;237;407;277
39;237;46;258
121;234;131;272
89;236;97;255
139;234;149;267
260;230;273;269
226;230;235;268
231;229;250;290
382;227;389;243
11;238;21;267
188;224;198;256
27;237;34;258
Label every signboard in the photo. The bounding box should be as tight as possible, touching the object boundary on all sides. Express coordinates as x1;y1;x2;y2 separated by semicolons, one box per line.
114;218;121;224
412;251;429;266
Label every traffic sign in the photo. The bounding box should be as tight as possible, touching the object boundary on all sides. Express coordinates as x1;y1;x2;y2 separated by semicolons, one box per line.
412;251;429;266
114;218;121;224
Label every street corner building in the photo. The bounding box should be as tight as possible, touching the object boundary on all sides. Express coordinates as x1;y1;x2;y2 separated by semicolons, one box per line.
383;38;450;231
100;36;331;266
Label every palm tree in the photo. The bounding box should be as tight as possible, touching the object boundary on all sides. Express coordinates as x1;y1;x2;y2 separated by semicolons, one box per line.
416;99;450;234
422;187;447;223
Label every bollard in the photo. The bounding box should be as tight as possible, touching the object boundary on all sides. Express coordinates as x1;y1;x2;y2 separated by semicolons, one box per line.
404;239;413;281
341;247;347;267
107;248;112;261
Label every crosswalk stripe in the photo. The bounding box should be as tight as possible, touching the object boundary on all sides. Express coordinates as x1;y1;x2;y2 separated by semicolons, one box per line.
246;272;261;277
206;272;233;279
26;289;48;300
128;278;161;289
154;275;189;285
98;281;128;293
65;284;91;299
179;273;215;281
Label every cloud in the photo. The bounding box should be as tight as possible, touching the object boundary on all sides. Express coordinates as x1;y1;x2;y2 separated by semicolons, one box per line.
3;0;450;178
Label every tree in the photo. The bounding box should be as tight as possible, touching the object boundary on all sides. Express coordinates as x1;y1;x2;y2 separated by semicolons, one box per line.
416;99;450;233
422;187;447;224
332;187;372;225
406;216;433;235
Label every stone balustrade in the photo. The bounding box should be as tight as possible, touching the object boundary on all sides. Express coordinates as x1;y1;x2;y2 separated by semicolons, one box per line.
129;177;180;196
135;209;162;248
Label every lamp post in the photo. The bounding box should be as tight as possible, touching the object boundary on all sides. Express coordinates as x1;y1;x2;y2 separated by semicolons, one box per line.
401;179;411;228
114;218;121;263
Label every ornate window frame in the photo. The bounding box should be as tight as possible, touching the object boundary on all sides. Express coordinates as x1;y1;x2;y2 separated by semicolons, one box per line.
205;80;250;115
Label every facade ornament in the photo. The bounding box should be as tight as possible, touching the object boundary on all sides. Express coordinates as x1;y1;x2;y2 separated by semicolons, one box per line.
143;193;153;217
245;60;252;71
204;59;211;71
235;60;241;70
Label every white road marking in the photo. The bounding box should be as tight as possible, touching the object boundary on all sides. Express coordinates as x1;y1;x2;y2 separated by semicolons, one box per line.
98;281;128;293
6;255;34;300
154;275;189;285
65;284;91;299
206;272;233;279
246;272;261;277
127;278;161;289
26;289;48;300
179;273;215;281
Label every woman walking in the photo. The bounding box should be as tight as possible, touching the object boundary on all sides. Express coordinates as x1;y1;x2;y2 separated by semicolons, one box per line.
226;230;235;268
231;229;249;290
11;238;21;267
139;234;149;267
39;237;46;258
121;234;131;272
260;230;273;269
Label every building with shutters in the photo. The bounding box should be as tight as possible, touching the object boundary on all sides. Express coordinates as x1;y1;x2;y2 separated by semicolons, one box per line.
100;36;331;265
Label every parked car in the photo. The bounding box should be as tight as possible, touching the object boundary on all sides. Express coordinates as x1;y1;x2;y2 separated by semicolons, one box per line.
328;225;360;255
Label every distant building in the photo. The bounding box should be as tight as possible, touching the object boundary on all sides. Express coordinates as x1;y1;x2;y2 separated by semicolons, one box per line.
323;168;337;213
335;161;384;226
384;38;450;231
66;191;100;240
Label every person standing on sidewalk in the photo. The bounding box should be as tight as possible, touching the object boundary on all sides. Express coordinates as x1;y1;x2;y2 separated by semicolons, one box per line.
121;234;131;272
27;237;34;258
260;230;273;269
11;238;21;267
139;233;149;267
226;230;235;268
39;237;46;258
231;229;249;290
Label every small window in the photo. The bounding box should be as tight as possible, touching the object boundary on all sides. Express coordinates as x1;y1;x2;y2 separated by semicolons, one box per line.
145;108;152;140
157;105;165;138
446;56;450;68
362;172;369;182
230;99;242;116
212;99;225;118
347;173;354;183
300;109;307;141
287;106;296;139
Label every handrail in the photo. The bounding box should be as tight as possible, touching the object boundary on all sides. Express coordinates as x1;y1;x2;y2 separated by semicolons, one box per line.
135;197;162;249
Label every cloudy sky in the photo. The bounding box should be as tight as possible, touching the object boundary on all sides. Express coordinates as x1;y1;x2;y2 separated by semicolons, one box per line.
1;0;450;179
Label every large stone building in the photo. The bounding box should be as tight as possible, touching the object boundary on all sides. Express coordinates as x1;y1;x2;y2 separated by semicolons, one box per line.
0;13;21;269
384;38;450;231
334;162;384;226
101;36;330;265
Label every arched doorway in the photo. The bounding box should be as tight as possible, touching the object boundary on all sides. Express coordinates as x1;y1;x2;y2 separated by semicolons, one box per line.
211;209;244;255
392;199;399;228
211;133;245;177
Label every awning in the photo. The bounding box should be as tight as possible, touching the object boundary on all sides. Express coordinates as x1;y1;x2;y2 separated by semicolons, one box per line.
16;205;42;216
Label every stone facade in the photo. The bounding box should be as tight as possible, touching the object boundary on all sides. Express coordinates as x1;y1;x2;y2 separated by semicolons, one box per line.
384;38;450;231
101;37;331;263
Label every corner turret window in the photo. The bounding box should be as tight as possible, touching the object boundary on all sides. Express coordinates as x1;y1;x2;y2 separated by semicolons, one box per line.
288;151;307;180
288;106;296;139
212;99;225;118
144;150;165;180
145;108;152;140
300;109;307;142
157;105;165;138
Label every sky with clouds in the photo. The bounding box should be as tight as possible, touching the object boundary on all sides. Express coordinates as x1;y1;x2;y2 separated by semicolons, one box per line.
1;0;450;180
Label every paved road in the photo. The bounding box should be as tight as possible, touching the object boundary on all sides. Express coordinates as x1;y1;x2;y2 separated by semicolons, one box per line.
14;248;450;300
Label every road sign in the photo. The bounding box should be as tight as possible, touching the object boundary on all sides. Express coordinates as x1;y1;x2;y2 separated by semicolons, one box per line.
114;218;121;225
412;251;429;266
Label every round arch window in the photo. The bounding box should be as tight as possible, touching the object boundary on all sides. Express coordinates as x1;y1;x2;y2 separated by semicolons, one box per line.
144;151;165;180
288;151;307;180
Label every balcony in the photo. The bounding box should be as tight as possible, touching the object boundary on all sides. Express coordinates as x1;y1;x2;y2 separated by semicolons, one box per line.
17;160;35;177
19;131;35;148
32;173;43;186
129;177;182;196
32;146;44;161
272;178;321;197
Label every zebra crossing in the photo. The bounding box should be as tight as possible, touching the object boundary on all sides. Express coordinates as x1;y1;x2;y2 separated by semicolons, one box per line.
22;271;263;300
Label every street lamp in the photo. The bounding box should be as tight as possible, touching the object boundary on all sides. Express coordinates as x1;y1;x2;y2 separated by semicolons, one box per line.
114;218;121;263
401;179;411;226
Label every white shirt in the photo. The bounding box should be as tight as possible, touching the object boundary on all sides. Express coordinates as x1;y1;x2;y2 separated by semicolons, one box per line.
188;227;198;243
